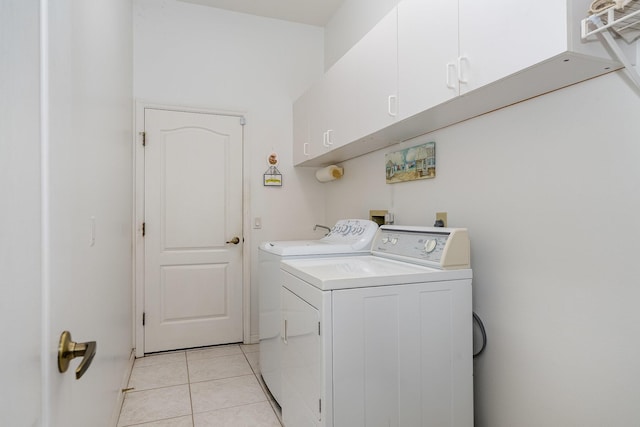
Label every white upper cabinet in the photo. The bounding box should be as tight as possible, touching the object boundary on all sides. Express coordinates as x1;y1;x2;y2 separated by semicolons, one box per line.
457;0;567;94
294;7;398;166
397;0;610;120
324;7;398;150
292;87;311;166
294;0;624;167
293;79;331;165
397;0;459;120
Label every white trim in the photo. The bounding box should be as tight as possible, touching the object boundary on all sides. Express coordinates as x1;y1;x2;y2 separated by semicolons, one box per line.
133;102;145;358
241;116;252;344
133;100;249;356
130;99;138;356
109;349;135;427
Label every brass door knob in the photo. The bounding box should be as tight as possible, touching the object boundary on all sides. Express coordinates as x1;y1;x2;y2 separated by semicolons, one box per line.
58;331;97;380
226;237;240;244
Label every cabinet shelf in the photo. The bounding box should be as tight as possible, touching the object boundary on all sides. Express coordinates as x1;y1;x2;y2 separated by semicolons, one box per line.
581;1;640;89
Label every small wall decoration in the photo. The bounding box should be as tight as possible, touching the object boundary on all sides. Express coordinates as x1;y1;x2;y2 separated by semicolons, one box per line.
385;141;435;184
263;152;283;186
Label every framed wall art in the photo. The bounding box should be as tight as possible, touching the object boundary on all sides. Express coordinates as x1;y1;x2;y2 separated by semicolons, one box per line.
385;141;435;184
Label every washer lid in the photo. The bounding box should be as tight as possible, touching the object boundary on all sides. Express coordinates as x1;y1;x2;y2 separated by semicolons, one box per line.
259;240;371;256
259;219;378;256
281;255;472;291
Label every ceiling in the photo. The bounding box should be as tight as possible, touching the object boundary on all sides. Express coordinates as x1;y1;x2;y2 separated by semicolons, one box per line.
178;0;344;26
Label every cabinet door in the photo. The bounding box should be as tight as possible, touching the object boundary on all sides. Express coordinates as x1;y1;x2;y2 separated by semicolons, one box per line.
281;287;321;426
398;0;459;120
325;7;399;149
292;89;311;166
308;79;332;157
457;0;567;93
293;78;331;165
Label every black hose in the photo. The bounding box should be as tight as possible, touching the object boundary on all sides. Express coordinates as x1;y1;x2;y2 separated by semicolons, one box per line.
473;312;487;358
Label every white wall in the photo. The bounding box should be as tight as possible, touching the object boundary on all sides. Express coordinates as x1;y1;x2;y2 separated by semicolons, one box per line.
133;0;326;341
324;72;640;425
324;0;399;69
46;0;133;425
0;1;42;425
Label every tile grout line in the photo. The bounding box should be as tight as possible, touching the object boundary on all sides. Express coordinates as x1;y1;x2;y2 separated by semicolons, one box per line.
185;350;196;427
240;346;283;427
121;352;193;427
189;344;249;425
121;344;280;427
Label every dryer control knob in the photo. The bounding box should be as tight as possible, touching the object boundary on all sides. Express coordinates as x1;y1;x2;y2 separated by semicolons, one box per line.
424;239;437;253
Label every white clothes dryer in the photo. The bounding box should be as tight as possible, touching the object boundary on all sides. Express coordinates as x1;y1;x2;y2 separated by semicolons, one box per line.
258;219;378;405
279;225;473;427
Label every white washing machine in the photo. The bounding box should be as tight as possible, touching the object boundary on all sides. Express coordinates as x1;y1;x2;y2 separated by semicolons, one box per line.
258;219;379;405
279;225;473;427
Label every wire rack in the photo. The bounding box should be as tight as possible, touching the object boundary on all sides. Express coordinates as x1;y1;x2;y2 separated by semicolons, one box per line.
582;1;640;39
581;1;640;89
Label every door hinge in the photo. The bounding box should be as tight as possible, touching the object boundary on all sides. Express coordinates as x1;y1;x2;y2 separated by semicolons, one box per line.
239;116;246;126
140;131;146;146
142;222;146;237
319;398;322;414
142;312;146;326
318;321;321;336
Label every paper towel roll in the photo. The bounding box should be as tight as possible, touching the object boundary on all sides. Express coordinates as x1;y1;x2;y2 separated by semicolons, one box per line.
315;165;343;182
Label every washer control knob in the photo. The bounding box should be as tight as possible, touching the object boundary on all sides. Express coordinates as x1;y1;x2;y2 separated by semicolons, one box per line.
391;238;398;245
424;239;437;253
382;237;389;244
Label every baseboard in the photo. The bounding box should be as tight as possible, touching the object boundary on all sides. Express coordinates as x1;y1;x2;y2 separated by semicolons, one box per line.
110;348;136;427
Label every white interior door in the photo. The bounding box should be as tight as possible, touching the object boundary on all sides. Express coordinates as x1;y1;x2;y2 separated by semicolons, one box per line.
44;1;134;425
144;108;244;353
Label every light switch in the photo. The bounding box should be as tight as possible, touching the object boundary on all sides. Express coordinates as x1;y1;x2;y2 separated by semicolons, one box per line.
254;217;262;229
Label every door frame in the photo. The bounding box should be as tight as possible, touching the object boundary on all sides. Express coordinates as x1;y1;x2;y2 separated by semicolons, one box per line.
133;101;251;357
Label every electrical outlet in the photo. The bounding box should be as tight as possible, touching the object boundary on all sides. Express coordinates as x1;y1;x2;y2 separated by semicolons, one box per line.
436;212;447;227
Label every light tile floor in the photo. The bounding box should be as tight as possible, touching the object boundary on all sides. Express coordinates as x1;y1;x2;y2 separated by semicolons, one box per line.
117;344;282;427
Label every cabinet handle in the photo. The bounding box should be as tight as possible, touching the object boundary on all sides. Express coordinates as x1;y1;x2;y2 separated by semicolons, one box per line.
326;129;333;146
387;95;397;117
446;62;457;89
458;56;469;84
283;319;288;344
303;142;309;156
